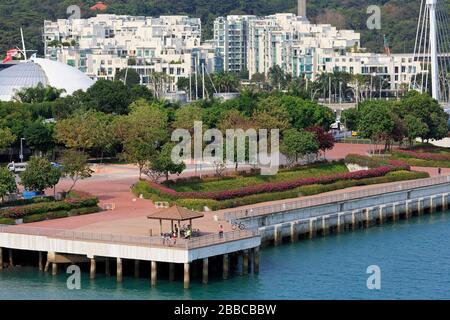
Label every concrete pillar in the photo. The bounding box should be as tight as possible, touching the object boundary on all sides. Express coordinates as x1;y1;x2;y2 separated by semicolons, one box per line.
38;252;44;271
184;263;190;289
202;258;209;285
309;219;316;239
134;260;140;278
418;199;423;215
365;208;370;228
8;249;13;267
352;211;356;230
151;261;157;287
44;261;50;273
274;225;281;246
90;258;96;280
105;258;110;277
406;201;411;218
116;258;123;283
222;254;229;280
169;263;175;281
243;250;249;275
0;247;3;270
430;196;435;213
290;222;297;242
253;247;260;274
392;204;397;222
379;206;383;224
52;263;58;276
322;217;328;236
336;214;341;234
443;194;448;211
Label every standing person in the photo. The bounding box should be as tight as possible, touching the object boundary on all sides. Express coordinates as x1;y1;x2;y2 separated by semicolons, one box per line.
438;167;442;176
219;224;224;238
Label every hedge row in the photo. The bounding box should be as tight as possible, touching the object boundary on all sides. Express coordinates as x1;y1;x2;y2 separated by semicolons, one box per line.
144;165;406;201
22;206;101;223
395;149;450;161
0;196;54;209
162;171;429;211
345;154;411;170
0;195;99;219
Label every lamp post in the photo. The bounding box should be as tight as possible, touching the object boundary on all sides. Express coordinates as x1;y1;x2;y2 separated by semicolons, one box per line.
19;138;25;162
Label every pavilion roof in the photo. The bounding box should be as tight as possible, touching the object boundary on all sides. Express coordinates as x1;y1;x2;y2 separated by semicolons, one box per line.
147;205;204;221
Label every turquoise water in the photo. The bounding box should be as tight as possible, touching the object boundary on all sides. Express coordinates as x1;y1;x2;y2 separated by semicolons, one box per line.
1;212;450;300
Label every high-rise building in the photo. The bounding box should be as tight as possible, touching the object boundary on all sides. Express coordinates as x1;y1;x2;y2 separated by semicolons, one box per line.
298;0;306;18
213;15;255;74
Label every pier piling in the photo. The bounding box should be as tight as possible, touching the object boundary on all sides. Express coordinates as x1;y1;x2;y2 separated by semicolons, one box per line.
223;254;229;280
243;250;249;275
253;247;260;274
38;252;43;271
169;263;175;281
0;247;3;270
151;261;157;287
134;260;140;278
309;219;316;239
290;222;297;242
202;258;209;285
8;249;13;267
184;263;190;289
105;258;110;276
52;263;58;276
116;258;123;283
365;208;370;228
90;258;96;280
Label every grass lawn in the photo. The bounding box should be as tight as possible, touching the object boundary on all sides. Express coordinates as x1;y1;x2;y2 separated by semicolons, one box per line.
165;162;349;193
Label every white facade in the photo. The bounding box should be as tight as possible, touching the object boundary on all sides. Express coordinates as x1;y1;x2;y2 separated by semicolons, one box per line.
44;15;215;92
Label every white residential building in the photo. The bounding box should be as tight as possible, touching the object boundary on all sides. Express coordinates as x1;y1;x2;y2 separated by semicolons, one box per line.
43;15;215;92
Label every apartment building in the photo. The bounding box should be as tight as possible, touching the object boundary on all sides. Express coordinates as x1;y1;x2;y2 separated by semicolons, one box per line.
43;15;215;92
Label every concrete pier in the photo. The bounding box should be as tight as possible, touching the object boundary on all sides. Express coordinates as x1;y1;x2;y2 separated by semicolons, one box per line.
290;222;297;242
151;261;157;287
309;218;316;239
90;258;96;280
365;208;371;228
184;263;190;289
9;249;13;267
351;211;356;230
0;247;3;270
274;225;281;245
223;254;229;279
202;258;209;285
169;263;175;281
116;258;123;283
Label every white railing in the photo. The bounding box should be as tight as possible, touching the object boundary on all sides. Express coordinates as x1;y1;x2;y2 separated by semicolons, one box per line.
0;225;259;250
224;175;450;220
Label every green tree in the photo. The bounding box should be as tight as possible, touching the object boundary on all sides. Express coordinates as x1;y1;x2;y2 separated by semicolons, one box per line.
358;102;395;151
0;127;16;151
341;108;360;131
281;129;319;165
0;167;16;202
60;150;93;193
13;83;65;103
83;80;131;115
114;68;141;87
23;120;55;155
172;105;205;134
20;157;61;192
115;100;168;177
144;143;186;182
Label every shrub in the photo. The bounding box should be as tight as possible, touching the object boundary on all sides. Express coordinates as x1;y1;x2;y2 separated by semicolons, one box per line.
144;165;406;201
69;206;101;216
395;150;450;161
0;193;99;219
0;217;15;225
23;210;69;223
175;199;221;212
0;196;54;209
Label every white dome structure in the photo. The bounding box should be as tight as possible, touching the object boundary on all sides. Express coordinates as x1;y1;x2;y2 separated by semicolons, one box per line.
0;57;95;101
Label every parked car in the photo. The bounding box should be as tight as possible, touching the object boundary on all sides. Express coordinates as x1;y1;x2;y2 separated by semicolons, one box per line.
51;162;64;170
7;162;28;173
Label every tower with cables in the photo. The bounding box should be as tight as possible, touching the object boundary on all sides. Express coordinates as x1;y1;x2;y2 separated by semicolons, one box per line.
411;0;450;104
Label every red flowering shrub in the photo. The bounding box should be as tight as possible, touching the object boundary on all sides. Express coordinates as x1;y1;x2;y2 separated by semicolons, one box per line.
146;166;403;201
395;150;450;162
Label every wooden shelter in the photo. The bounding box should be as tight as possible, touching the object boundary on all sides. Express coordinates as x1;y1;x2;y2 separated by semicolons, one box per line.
147;205;204;237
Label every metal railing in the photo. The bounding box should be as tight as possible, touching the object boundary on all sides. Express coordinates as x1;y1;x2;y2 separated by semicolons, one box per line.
0;225;259;250
224;175;450;221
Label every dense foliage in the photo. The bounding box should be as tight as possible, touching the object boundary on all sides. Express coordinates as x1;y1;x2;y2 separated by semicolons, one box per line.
0;0;442;58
